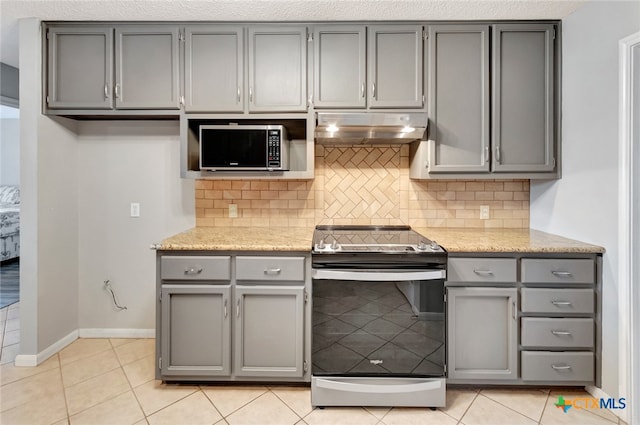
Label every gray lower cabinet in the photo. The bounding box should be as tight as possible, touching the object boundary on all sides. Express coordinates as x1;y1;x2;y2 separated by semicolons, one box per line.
157;252;309;382
447;286;518;380
46;24;181;111
234;286;305;377
184;25;244;112
248;26;308;112
160;285;231;376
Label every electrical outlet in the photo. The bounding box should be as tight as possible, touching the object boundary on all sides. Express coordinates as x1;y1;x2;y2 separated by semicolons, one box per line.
480;205;490;220
130;202;140;217
229;204;238;218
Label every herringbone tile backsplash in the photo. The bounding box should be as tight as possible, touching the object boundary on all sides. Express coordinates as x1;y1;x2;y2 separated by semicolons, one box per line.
195;145;529;228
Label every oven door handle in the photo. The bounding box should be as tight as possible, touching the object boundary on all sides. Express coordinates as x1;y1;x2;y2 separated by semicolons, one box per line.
312;269;445;281
314;377;443;394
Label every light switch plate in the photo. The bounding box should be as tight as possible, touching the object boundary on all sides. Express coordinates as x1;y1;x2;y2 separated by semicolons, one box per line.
130;203;140;217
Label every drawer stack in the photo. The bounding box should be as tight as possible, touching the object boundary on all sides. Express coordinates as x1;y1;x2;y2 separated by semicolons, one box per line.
520;259;596;383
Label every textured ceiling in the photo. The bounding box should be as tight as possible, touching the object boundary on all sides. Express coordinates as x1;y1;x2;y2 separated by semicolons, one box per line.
0;0;586;68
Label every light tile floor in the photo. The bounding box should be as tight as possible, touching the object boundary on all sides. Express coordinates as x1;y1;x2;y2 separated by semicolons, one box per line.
0;304;627;425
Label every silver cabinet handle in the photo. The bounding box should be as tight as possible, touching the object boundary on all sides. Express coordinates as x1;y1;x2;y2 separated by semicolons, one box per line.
236;299;241;318
237;86;241;102
551;364;572;370
495;146;501;163
551;330;572;336
264;268;282;275
184;266;203;275
104;83;110;99
361;82;365;98
249;87;253;102
224;298;228;318
114;83;121;99
372;82;376;99
552;270;573;278
484;146;489;162
511;300;517;321
551;300;573;306
473;269;494;276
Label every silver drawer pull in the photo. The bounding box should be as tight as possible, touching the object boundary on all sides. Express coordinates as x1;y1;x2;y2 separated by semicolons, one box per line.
264;268;282;275
184;267;203;275
473;269;494;276
552;270;573;278
551;364;572;371
224;299;228;318
551;300;573;306
551;330;572;336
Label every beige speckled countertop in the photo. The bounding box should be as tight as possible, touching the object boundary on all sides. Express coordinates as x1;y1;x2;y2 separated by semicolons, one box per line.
157;226;604;254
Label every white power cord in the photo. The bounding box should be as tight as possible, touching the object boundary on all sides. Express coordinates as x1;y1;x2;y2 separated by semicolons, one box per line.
104;280;127;311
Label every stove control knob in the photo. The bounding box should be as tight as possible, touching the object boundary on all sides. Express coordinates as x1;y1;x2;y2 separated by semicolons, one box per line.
430;241;440;251
317;239;325;250
330;239;339;250
417;241;428;251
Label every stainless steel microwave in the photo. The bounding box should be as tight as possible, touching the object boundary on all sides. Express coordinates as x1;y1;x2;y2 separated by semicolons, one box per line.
199;125;289;171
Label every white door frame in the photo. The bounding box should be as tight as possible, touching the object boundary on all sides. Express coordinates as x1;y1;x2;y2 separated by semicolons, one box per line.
618;30;640;425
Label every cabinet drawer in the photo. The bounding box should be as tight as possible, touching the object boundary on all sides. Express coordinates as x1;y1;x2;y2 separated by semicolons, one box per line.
521;351;594;382
521;259;594;284
236;256;305;281
448;258;517;282
161;256;231;281
521;288;594;314
521;318;594;348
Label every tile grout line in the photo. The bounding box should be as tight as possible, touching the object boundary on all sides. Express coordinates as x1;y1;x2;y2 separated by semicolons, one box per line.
119;346;151;424
268;387;307;422
479;389;549;423
456;389;480;425
198;386;226;422
538;388;551;424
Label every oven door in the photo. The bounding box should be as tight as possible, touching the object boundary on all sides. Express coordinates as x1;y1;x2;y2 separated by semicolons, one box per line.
311;269;446;379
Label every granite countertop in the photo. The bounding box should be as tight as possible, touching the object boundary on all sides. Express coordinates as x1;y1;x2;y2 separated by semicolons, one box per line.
157;226;604;254
156;226;314;251
413;227;605;253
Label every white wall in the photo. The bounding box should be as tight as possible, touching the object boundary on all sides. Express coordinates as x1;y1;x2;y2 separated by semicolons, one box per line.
530;0;640;398
0;115;20;185
76;121;194;331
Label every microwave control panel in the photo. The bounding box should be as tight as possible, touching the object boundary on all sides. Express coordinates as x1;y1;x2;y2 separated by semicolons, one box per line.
267;130;282;167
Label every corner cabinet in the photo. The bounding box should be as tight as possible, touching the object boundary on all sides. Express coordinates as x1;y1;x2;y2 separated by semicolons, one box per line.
156;252;311;383
46;24;180;112
411;22;558;179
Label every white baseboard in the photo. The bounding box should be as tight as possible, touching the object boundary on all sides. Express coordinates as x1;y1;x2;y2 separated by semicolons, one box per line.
78;328;155;338
13;328;155;367
14;329;79;367
585;385;629;423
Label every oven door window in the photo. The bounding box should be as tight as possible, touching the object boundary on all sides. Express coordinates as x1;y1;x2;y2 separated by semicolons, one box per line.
312;279;445;378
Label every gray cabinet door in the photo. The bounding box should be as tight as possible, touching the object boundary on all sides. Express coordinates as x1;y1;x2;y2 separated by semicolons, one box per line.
115;25;180;109
427;25;490;173
248;26;307;112
447;287;518;380
313;26;366;108
184;25;244;112
368;25;423;108
492;24;555;172
47;26;114;109
161;285;231;376
234;286;305;377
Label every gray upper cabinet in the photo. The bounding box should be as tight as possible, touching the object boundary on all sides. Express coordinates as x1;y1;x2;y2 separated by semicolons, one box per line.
368;25;424;108
234;286;305;378
313;26;366;108
184;25;244;112
47;26;114;109
248;26;308;112
115;26;180;109
447;287;518;380
492;24;555;172
160;285;231;377
427;25;490;173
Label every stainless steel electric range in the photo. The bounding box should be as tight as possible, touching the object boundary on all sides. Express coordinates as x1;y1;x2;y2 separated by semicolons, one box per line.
310;225;448;408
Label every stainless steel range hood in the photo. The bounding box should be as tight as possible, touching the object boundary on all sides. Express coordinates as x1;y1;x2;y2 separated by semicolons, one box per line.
315;112;428;144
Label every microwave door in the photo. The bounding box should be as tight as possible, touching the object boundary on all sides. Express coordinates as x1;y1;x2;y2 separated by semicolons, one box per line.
200;129;267;170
